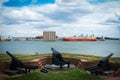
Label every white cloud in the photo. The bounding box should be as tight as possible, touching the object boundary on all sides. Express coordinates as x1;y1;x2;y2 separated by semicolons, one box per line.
0;0;120;37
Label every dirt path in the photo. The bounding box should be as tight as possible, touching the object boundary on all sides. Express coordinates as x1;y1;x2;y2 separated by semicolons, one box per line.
103;77;120;80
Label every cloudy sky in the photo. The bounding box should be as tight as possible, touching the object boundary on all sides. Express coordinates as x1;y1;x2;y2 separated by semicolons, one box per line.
0;0;120;37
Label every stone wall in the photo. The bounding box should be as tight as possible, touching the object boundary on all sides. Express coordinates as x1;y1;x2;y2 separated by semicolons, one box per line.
113;68;120;77
0;57;120;77
0;62;10;73
29;57;82;68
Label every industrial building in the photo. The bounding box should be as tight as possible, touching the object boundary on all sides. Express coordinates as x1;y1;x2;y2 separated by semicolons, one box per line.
43;31;56;41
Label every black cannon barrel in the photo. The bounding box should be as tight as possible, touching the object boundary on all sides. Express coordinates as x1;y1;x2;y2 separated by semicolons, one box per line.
6;51;19;61
51;48;70;69
101;53;113;62
6;51;14;58
51;47;60;54
85;53;114;75
6;51;38;73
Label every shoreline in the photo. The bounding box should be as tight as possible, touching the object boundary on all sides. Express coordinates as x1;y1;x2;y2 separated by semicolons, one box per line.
0;53;120;63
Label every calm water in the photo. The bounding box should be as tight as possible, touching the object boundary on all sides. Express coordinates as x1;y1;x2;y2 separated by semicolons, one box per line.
0;40;120;57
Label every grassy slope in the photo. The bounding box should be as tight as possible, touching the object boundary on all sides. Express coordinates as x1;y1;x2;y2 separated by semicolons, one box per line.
0;53;51;62
0;52;120;63
5;68;101;80
62;53;120;63
0;53;120;80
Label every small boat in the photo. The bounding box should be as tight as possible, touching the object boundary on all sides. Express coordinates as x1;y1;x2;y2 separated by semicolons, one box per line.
97;36;105;41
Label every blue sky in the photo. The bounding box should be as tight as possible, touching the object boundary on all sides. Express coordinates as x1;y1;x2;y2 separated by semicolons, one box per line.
3;0;120;7
0;0;120;37
3;0;55;7
88;0;120;4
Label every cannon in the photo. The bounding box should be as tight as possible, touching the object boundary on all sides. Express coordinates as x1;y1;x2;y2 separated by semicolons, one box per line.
6;51;38;74
85;53;113;75
51;48;70;69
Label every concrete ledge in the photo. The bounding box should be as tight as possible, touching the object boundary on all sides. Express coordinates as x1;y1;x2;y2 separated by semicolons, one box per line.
44;64;75;70
102;70;114;76
30;57;82;68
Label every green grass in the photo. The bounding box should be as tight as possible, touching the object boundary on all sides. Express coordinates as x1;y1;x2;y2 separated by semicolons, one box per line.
62;53;120;63
0;77;5;80
0;53;120;80
4;68;102;80
0;52;120;63
0;53;51;62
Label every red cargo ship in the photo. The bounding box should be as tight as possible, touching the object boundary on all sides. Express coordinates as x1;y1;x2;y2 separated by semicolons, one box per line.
62;37;97;41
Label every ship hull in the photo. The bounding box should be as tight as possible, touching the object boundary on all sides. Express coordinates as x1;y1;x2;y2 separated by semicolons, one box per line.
62;37;97;41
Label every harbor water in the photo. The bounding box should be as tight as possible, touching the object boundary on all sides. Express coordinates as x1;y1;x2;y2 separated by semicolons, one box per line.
0;40;120;57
